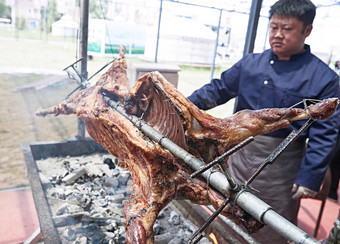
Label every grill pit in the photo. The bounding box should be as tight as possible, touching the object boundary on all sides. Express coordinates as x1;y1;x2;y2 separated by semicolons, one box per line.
22;138;255;244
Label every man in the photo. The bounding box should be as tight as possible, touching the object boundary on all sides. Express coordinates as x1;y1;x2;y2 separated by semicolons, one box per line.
188;0;340;243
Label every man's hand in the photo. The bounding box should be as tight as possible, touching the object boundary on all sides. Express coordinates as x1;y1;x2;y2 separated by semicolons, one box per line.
291;183;317;200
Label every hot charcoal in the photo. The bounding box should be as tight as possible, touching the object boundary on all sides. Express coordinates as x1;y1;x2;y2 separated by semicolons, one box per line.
37;154;213;244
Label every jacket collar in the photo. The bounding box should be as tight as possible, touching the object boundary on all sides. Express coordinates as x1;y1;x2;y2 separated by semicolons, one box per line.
270;44;310;61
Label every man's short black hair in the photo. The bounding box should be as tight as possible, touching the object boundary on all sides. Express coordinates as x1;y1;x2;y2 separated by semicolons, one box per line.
269;0;316;28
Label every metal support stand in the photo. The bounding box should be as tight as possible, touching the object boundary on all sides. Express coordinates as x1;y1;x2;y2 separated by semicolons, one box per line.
155;0;163;63
77;0;89;138
64;0;113;139
243;0;263;56
210;8;223;80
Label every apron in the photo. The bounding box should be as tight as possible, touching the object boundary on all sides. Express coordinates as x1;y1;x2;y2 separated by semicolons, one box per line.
228;135;306;244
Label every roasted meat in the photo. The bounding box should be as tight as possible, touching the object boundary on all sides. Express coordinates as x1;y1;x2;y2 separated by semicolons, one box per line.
36;52;338;244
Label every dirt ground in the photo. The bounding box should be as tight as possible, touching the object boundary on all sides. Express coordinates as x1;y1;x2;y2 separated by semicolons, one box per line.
0;74;79;189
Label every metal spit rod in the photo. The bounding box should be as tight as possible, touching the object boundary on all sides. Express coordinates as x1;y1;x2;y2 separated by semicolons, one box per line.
101;90;320;244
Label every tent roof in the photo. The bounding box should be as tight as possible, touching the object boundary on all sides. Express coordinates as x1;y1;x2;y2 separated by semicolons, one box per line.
52;15;78;29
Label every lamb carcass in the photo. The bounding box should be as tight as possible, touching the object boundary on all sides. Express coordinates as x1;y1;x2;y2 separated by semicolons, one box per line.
36;53;338;244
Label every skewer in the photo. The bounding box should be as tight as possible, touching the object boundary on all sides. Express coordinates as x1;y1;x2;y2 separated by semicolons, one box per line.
63;58;115;100
188;196;230;244
190;137;254;179
245;118;314;187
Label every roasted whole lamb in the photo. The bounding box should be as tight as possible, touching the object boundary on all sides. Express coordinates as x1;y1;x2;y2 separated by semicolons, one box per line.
36;52;338;244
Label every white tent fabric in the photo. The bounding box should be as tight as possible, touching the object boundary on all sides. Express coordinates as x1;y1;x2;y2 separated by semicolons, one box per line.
52;15;78;37
144;15;217;65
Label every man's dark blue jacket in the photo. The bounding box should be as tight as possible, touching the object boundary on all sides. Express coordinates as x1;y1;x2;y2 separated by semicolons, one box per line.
188;45;340;191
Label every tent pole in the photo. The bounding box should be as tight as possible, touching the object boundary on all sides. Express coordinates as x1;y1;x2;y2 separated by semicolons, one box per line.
210;9;223;80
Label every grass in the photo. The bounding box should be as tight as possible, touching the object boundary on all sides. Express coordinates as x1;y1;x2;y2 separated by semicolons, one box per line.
0;74;79;188
0;27;78;43
0;27;235;189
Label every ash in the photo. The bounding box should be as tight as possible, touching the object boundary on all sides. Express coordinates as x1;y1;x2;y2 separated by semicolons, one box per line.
36;153;213;244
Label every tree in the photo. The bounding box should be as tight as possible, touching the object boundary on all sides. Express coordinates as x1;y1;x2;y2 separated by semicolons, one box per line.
89;0;110;19
0;0;11;20
47;0;62;32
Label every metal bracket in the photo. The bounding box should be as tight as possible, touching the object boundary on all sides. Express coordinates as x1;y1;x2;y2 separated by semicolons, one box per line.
190;136;254;191
188;196;231;244
63;58;85;85
185;116;315;242
245;118;314;187
63;58;116;99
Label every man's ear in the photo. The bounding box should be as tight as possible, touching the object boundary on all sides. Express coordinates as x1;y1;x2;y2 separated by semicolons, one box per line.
304;24;313;37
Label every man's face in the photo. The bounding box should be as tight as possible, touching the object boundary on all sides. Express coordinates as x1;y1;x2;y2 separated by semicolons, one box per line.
269;14;312;60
